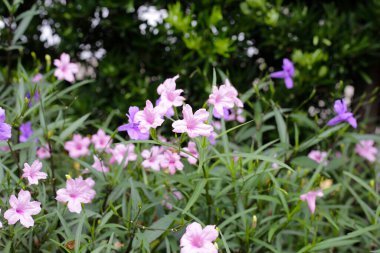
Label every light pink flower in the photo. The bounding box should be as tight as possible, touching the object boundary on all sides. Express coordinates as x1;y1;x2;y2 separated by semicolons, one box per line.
141;146;162;171
54;53;79;83
162;190;183;210
208;79;243;117
36;145;51;159
300;190;324;214
4;190;41;228
56;177;96;213
180;222;218;253
109;143;137;166
156;75;185;112
161;150;184;174
181;141;198;165
355;140;378;163
208;131;217;145
134;100;164;133
92;155;109;172
32;73;43;83
91;129;112;150
172;104;213;138
64;134;91;158
308;150;328;165
22;160;48;185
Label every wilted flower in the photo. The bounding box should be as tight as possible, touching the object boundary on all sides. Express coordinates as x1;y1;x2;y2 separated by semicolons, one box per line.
4;190;41;228
118;106;150;140
320;179;333;190
180;222;218;253
161;150;183;174
270;58;295;89
0;107;11;141
37;145;51;159
141;146;162;171
208;79;243;117
300;190;324;214
181;141;198;165
22;160;48;185
134;100;164;133
91;129;111;150
56;177;96;213
64;134;91;158
92;155;109;173
308;150;328;165
327;99;357;128
19;122;33;143
355;140;378;163
54;53;79;83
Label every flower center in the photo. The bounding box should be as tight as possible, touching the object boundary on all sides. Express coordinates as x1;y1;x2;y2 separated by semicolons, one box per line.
16;208;24;214
191;236;204;248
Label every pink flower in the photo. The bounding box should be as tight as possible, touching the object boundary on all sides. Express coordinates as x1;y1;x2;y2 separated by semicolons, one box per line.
172;104;213;138
22;160;48;185
109;144;137;166
208;131;217;145
308;150;328;165
36;145;51;159
141;146;162;171
156;75;185;112
300;190;324;214
32;73;43;83
180;222;218;253
64;134;91;158
56;177;96;213
92;155;109;172
355;140;378;163
162;190;184;210
134;100;164;133
4;190;41;228
161;150;184;174
91;129;112;150
181;141;198;165
54;53;79;83
208;79;243;117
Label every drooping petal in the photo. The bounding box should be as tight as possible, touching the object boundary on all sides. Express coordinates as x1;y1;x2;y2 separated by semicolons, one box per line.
270;70;287;79
284;77;294;89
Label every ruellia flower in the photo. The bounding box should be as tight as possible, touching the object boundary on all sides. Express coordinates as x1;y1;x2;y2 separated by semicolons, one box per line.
32;73;43;83
180;222;219;253
26;91;40;107
0;107;11;141
156;98;175;118
134;100;165;133
172;104;213;138
92;155;109;172
308;150;328;165
160;150;184;175
270;58;295;89
64;134;91;158
54;53;79;83
355;140;378;163
300;190;324;214
327;99;357;128
4;190;41;228
181;141;199;165
91;129;112;150
141;146;162;171
22;160;48;185
19;122;33;143
156;75;185;113
162;190;184;210
109;143;137;166
37;145;51;159
56;177;96;213
208;79;243;117
118;106;150;140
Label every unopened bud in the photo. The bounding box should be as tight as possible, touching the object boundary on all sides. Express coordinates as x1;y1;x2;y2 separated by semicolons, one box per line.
252;215;257;229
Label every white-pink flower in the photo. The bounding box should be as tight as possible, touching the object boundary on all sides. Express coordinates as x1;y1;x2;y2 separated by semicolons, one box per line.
181;141;198;165
36;145;51;159
22;160;48;185
92;155;109;173
208;79;243;117
180;222;218;253
56;177;96;213
109;143;137;167
141;146;162;171
54;53;79;83
4;190;41;228
135;100;164;133
308;150;328;165
355;140;378;163
161;150;184;175
156;75;185;112
91;129;112;150
172;104;213;138
64;134;91;158
300;190;324;214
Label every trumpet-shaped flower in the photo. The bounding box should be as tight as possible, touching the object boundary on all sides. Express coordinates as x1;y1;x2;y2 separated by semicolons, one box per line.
22;160;48;185
208;79;243;117
109;143;137;166
134;100;164;133
118;106;150;140
270;58;295;89
327;99;357;128
355;140;378;163
92;155;109;172
156;75;185;111
91;129;111;150
181;141;198;165
300;190;324;214
32;73;43;83
54;53;79;83
161;150;183;174
37;145;51;159
172;104;213;138
4;190;41;228
0;107;11;141
56;177;96;213
64;134;91;158
308;150;328;165
141;146;162;171
19;122;33;143
180;222;219;253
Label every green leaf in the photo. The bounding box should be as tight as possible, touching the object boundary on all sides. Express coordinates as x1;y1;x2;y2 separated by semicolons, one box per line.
59;113;90;140
143;211;179;244
75;214;86;253
182;179;207;214
273;106;289;146
12;6;37;44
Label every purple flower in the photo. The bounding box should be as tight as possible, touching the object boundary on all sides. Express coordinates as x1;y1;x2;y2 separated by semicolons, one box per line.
270;58;295;89
327;99;357;128
0;107;11;141
19;122;33;143
26;91;40;107
118;106;150;140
